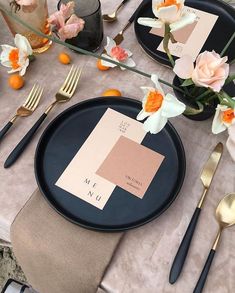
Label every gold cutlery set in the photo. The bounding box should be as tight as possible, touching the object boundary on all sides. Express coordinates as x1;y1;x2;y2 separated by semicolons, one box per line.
169;143;235;292
1;66;82;168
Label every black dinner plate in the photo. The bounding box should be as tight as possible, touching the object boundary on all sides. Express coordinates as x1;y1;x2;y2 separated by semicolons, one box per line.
134;0;235;66
35;97;186;232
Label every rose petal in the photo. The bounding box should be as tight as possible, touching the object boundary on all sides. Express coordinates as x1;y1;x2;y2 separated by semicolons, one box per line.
48;11;65;28
60;1;75;19
173;55;194;79
58;15;84;40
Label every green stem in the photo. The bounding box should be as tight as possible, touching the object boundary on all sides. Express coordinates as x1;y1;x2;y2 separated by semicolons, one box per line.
225;74;235;85
220;90;235;107
216;93;231;107
195;89;212;101
163;24;175;68
220;31;235;57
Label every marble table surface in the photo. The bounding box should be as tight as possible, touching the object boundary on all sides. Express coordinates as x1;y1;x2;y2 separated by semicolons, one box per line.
0;0;235;292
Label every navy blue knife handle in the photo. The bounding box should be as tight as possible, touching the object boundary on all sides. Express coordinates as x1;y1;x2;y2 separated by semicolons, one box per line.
0;121;13;142
4;113;47;168
193;249;216;293
169;207;201;284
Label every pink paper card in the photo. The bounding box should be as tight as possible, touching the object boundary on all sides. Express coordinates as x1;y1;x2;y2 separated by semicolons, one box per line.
97;136;165;198
150;6;218;61
55;108;147;210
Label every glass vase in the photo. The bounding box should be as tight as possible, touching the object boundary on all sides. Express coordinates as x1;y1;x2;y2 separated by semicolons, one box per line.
1;0;51;53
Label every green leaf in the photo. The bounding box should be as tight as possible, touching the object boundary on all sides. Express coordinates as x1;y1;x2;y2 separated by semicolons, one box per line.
181;79;194;87
183;102;204;115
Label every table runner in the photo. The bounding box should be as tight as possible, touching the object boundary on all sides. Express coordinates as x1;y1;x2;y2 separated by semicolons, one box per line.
11;189;123;293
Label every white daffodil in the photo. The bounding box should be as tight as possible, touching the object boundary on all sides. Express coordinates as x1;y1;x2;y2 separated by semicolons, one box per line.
0;34;33;76
226;123;235;162
138;0;196;32
137;74;186;134
212;102;235;134
101;37;136;70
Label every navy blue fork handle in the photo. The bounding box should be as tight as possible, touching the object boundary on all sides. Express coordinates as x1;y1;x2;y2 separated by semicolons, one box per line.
0;122;13;143
4;113;47;168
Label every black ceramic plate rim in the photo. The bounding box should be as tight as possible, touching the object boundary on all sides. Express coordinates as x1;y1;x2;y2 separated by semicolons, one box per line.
134;0;235;66
35;97;186;232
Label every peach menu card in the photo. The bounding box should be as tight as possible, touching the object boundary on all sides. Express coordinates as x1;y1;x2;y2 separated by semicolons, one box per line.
55;108;147;210
97;136;165;198
150;6;218;61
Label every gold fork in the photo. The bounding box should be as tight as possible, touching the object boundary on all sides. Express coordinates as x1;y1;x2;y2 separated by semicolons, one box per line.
0;84;43;143
4;66;82;168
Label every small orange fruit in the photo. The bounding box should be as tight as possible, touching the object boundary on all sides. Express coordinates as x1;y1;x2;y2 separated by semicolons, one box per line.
8;74;24;90
58;52;71;64
102;88;122;97
97;59;110;71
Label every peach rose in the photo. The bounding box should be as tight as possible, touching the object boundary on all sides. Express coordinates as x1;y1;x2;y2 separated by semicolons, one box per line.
48;1;84;41
58;14;85;41
173;51;229;92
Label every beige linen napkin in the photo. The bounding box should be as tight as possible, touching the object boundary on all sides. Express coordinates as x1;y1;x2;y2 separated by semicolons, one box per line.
11;189;123;293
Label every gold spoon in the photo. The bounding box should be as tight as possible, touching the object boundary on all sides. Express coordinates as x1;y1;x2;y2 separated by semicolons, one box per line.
103;0;129;22
194;193;235;293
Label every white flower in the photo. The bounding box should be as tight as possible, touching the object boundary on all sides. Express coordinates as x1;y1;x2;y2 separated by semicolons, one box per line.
0;34;32;76
212;102;235;134
226;123;235;162
137;0;196;32
101;37;136;70
137;74;186;134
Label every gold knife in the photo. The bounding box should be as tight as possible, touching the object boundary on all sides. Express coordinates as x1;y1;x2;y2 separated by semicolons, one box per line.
169;142;223;284
111;0;148;46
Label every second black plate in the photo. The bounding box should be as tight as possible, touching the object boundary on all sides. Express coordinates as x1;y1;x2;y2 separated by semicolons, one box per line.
134;0;235;66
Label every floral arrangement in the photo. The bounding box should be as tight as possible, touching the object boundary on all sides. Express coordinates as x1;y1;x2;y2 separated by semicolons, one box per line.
0;0;234;161
137;0;235;160
48;1;85;41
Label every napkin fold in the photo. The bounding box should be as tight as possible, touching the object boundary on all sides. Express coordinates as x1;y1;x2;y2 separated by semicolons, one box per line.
10;189;123;293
